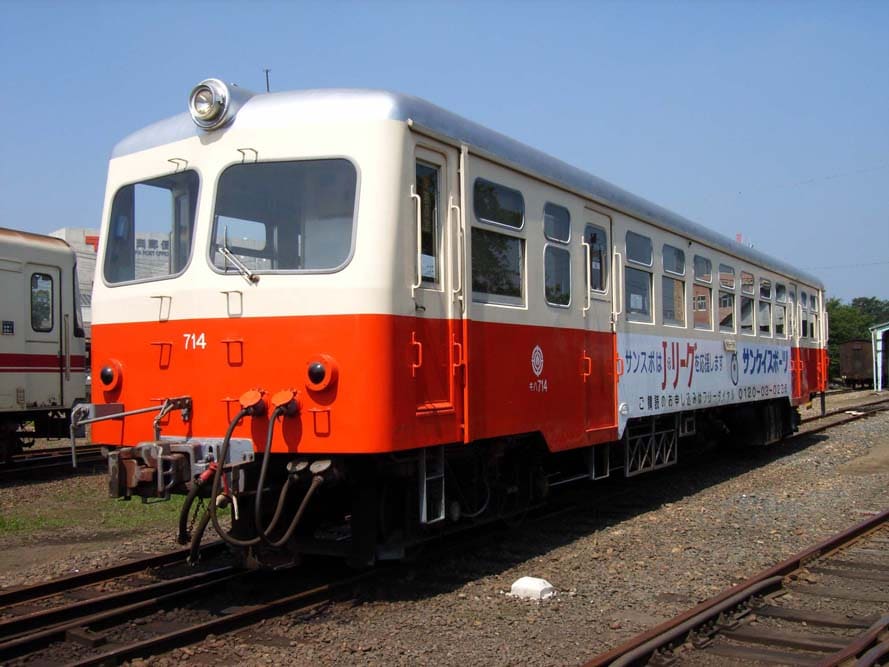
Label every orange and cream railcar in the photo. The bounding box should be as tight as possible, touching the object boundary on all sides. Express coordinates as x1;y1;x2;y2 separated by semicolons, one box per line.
1;228;88;460
82;80;827;565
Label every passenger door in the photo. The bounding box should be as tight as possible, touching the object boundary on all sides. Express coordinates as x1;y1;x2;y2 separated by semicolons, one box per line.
581;209;618;439
789;283;805;402
24;265;64;406
410;142;465;442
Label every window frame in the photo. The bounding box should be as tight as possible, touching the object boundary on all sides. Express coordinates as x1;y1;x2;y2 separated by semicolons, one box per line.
471;226;525;307
662;274;686;327
30;272;54;333
759;278;772;300
774;303;787;338
103;169;201;287
694;255;712;284
719;263;735;289
415;159;443;288
207;157;360;278
758;300;772;337
718;290;735;333
626;231;653;267
543;243;571;308
626;265;653;323
625;230;653;324
543;202;570;243
473;177;525;230
662;244;686;277
740;295;755;336
584;223;609;294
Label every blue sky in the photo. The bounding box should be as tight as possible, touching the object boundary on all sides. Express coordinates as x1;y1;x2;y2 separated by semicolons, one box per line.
1;0;887;301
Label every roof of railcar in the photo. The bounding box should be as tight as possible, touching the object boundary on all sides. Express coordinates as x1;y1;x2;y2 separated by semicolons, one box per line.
0;227;75;262
112;87;824;289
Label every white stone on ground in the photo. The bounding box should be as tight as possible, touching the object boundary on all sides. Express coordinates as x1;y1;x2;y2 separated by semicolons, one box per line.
509;576;556;600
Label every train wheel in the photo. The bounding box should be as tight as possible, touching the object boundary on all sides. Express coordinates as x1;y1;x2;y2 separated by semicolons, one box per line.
0;422;21;463
499;454;533;527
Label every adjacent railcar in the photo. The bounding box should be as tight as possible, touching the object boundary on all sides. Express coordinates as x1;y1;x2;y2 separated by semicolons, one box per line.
81;80;827;566
838;339;873;388
1;228;88;460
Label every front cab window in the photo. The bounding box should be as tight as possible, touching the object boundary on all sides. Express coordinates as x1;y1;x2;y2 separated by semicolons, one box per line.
104;171;199;284
211;159;358;273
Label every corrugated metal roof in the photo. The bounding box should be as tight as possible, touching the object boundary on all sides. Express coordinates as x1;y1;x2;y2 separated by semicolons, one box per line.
111;87;824;289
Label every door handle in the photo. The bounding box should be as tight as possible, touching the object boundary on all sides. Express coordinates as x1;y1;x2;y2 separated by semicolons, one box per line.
411;332;423;377
410;185;422;295
452;334;464;375
582;352;592;381
581;240;591;317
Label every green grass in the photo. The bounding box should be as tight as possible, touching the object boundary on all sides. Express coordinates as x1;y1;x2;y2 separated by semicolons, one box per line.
0;476;189;538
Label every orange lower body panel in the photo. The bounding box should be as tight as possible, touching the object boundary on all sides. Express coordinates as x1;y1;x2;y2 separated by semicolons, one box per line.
91;315;618;456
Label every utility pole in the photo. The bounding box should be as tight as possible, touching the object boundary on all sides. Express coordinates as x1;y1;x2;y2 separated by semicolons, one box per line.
264;69;271;93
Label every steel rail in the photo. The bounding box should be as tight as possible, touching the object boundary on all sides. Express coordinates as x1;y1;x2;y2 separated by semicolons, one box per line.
68;571;375;667
584;508;889;667
0;565;236;641
0;569;250;662
0;541;225;608
800;396;889;424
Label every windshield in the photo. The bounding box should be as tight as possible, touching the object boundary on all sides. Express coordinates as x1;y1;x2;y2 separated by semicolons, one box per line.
104;171;199;284
211;159;357;273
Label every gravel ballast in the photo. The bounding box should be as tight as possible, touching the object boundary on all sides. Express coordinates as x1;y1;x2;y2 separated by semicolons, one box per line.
1;398;886;666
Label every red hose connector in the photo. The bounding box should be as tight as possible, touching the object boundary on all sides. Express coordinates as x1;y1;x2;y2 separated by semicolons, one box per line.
271;389;301;417
238;388;267;416
197;461;218;484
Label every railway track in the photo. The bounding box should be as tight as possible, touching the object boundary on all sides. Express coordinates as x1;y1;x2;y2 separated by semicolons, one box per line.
585;508;889;667
0;445;105;483
0;395;884;665
799;396;889;430
0;539;371;666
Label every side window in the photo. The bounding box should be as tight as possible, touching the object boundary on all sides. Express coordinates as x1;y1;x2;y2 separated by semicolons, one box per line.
774;284;786;338
544;203;570;307
740;296;754;335
800;290;809;338
474;179;524;228
106;170;199;283
585;224;608;292
545;247;570;306
30;273;54;332
626;231;652;265
662;244;685;327
810;293;819;340
740;271;754;295
693;255;712;330
719;264;736;333
543;203;570;242
625;231;652;322
416;162;441;285
472;178;525;305
471;229;524;304
758;278;772;336
758;301;772;336
719;263;735;289
774;304;786;337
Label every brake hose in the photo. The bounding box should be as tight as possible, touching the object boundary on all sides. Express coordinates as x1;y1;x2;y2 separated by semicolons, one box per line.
254;401;323;548
209;407;262;547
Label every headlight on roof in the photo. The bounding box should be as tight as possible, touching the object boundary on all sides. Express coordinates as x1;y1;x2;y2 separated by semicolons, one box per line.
188;78;231;130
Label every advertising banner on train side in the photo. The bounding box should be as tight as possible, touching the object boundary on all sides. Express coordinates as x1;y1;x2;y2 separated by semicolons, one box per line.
617;333;792;420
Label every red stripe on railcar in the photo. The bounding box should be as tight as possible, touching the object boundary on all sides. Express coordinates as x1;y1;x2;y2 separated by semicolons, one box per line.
0;353;86;373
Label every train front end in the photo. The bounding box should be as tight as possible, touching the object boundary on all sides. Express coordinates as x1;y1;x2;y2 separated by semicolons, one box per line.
84;80;412;565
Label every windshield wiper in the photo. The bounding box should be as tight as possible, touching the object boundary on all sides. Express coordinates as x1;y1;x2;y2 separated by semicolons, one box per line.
220;226;259;285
